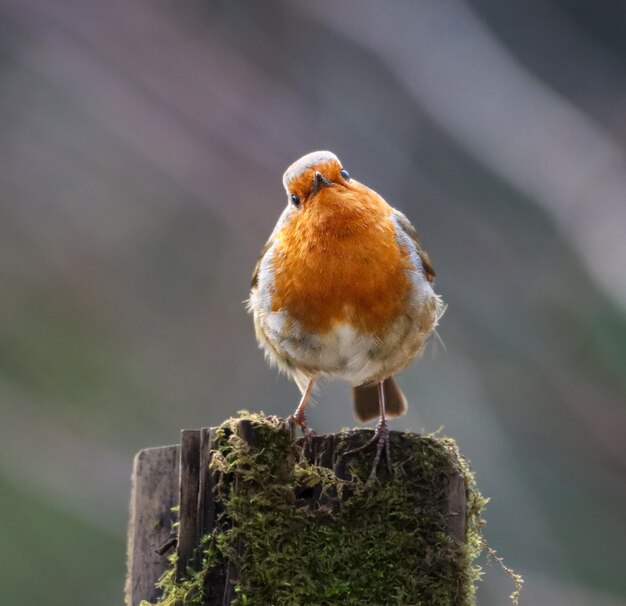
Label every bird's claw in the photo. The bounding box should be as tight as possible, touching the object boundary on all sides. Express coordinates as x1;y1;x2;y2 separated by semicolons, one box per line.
287;410;316;438
344;419;392;480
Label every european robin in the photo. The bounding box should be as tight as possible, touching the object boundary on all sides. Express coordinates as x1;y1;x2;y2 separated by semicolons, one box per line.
249;151;443;474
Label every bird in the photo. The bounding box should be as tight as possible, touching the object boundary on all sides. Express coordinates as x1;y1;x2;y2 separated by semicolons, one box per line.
248;151;444;474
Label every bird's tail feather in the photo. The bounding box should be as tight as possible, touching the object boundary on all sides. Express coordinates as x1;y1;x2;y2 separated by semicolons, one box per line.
352;376;408;422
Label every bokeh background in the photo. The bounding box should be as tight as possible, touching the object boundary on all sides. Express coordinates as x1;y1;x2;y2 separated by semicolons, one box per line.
1;1;625;604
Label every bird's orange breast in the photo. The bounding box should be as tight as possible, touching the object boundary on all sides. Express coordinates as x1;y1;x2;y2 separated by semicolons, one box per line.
270;186;412;336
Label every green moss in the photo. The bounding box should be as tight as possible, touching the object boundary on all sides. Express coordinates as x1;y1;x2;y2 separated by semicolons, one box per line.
143;412;488;606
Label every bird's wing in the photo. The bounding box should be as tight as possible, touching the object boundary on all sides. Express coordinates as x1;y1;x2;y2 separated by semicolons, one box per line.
392;209;436;282
251;238;273;289
251;204;297;289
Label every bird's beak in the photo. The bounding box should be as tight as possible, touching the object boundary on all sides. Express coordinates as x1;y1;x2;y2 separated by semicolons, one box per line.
311;171;332;194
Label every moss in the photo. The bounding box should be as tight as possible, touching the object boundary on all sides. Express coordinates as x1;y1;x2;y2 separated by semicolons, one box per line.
143;412;488;606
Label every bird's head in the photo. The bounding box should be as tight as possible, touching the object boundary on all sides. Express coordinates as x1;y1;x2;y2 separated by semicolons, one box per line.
282;151;353;210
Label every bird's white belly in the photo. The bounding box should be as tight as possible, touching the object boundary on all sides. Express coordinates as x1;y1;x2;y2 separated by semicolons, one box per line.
254;307;436;387
307;323;381;385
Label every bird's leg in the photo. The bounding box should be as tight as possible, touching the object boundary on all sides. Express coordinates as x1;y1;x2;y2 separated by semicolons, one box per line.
345;381;392;479
288;379;315;437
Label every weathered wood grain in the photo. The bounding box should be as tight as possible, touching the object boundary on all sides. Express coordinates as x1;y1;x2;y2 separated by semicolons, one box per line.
125;445;180;606
176;430;201;581
196;428;215;554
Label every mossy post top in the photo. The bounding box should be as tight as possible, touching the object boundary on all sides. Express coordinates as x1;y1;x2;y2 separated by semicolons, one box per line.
128;412;486;606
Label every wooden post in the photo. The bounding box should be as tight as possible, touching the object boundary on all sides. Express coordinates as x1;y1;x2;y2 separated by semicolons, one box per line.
125;445;180;606
126;416;478;606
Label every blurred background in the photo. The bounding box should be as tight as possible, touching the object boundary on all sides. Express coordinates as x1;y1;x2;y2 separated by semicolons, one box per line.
1;0;625;604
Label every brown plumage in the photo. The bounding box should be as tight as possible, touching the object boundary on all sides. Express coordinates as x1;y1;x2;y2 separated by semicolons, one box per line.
353;377;408;422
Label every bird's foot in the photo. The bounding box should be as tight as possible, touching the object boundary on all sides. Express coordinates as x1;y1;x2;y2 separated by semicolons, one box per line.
344;418;392;480
287;409;316;438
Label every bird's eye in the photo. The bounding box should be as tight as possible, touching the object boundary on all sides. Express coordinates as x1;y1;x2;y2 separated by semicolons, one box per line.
290;193;301;207
340;168;350;180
